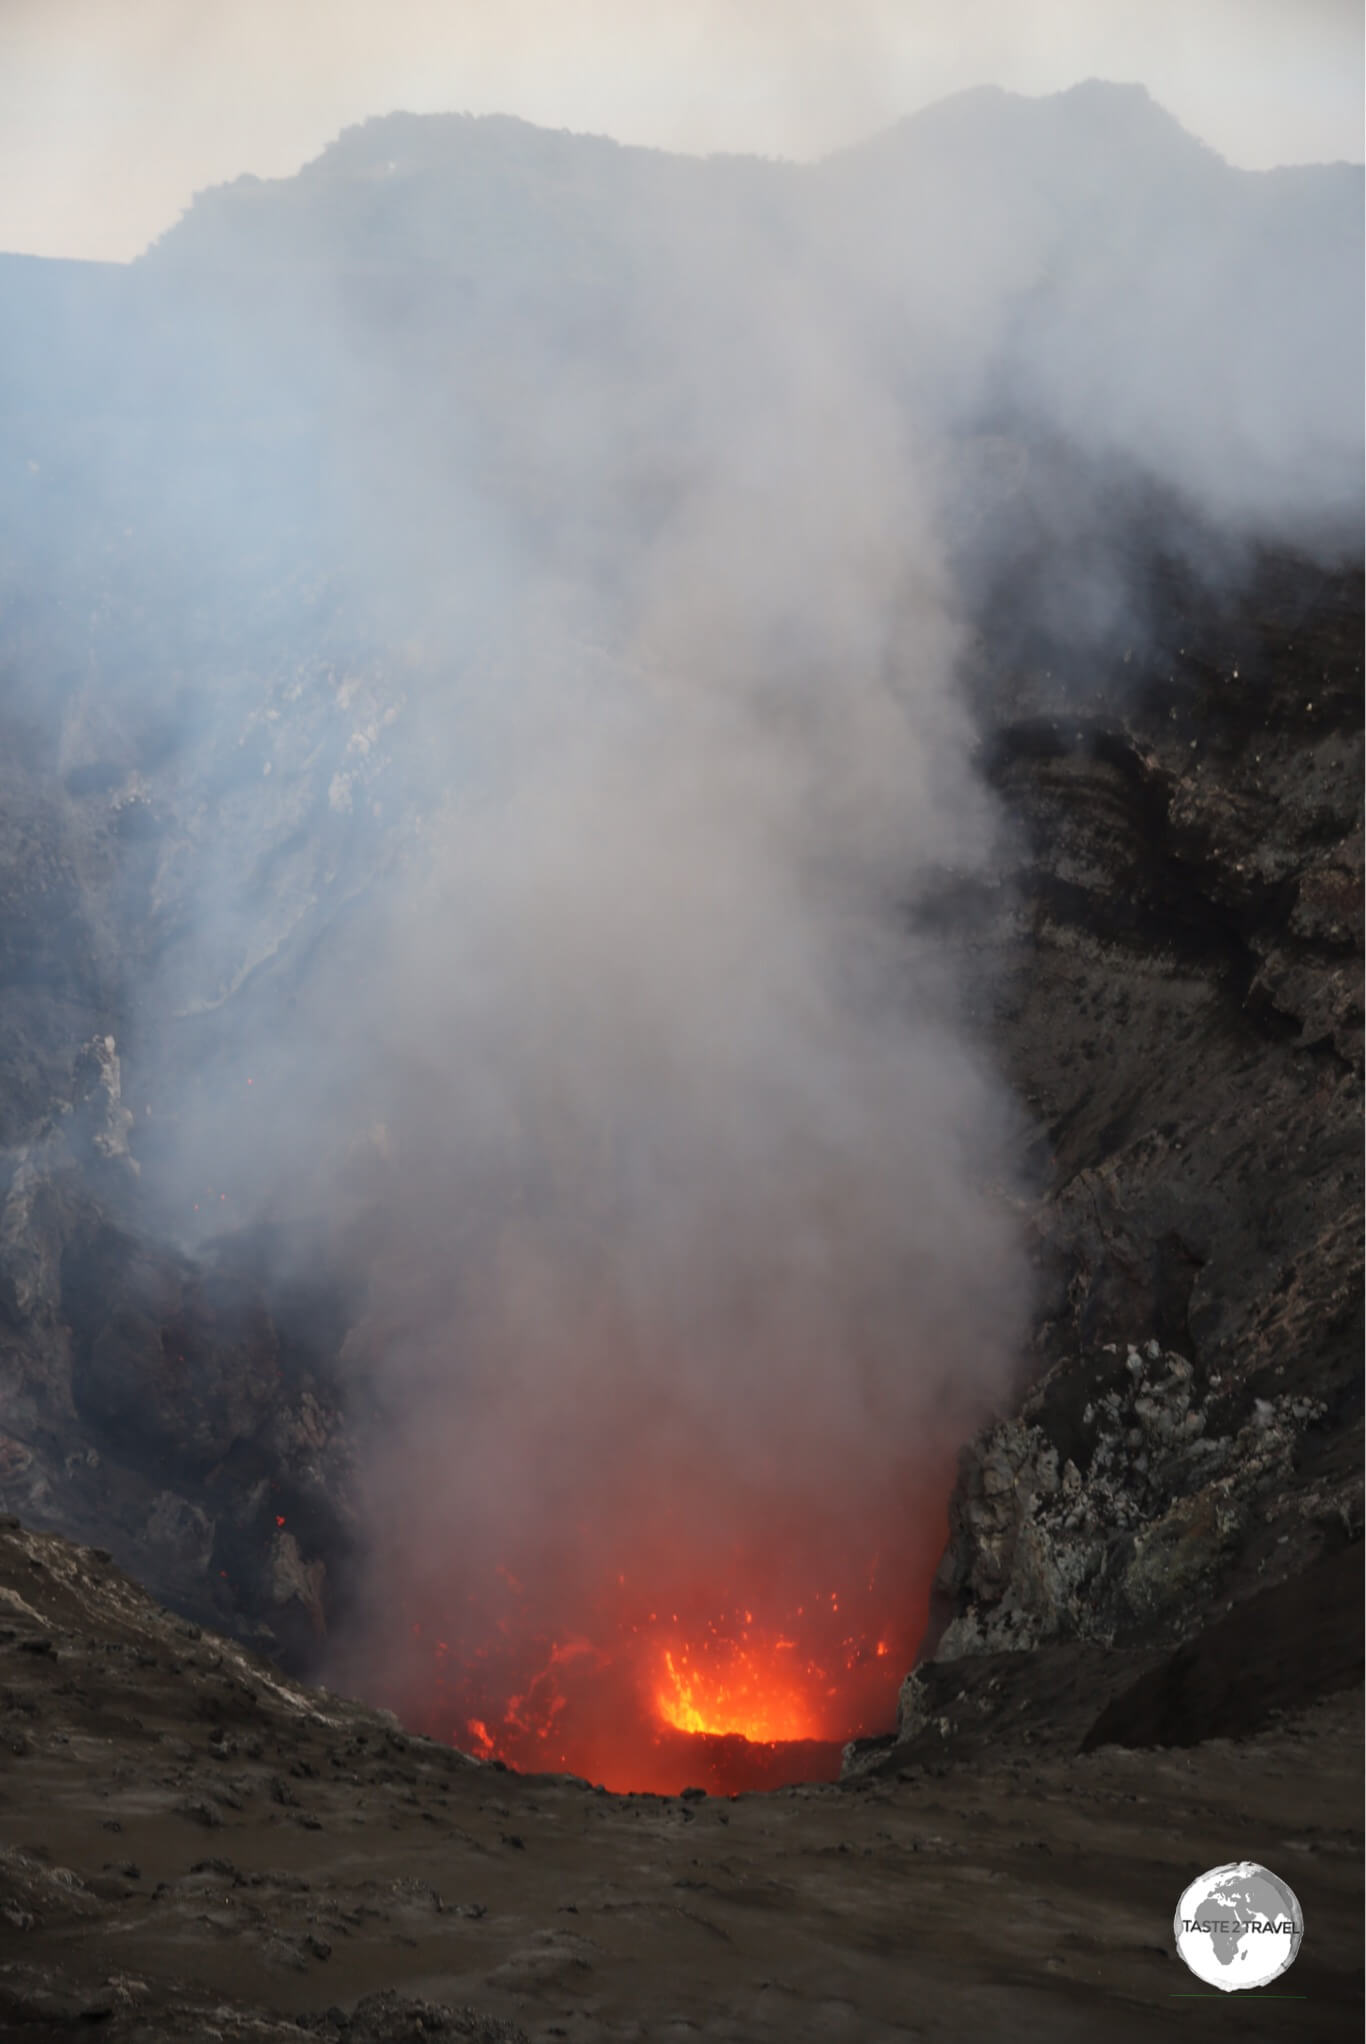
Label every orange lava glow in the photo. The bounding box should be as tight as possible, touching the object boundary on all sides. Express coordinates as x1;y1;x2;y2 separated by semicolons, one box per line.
385;1549;930;1796
654;1640;822;1743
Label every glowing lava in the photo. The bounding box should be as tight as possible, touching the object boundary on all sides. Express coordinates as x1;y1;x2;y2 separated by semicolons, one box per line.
382;1553;926;1796
654;1640;823;1743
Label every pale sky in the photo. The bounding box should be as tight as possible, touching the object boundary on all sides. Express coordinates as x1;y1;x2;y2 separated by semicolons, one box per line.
1;0;1362;261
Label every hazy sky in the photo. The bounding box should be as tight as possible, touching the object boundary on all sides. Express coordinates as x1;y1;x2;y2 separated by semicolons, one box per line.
1;0;1362;261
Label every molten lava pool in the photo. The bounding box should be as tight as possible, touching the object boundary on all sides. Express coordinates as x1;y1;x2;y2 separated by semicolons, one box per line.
395;1566;913;1795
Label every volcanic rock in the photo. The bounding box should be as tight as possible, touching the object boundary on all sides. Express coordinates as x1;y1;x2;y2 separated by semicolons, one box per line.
871;540;1364;1768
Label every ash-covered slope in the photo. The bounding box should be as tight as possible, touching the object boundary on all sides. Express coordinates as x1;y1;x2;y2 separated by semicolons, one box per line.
0;84;1361;1761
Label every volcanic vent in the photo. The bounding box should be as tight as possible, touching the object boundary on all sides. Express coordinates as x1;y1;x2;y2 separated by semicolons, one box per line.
373;1485;942;1795
293;208;1031;1792
329;990;1015;1800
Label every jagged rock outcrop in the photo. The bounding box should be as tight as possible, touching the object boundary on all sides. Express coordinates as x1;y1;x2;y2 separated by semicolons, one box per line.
930;1341;1330;1660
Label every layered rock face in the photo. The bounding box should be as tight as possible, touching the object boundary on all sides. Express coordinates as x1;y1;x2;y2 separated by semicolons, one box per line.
0;759;364;1661
0;1134;361;1668
866;543;1363;1768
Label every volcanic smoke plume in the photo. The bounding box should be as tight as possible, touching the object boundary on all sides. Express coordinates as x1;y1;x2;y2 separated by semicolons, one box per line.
16;86;1352;1792
315;256;1028;1791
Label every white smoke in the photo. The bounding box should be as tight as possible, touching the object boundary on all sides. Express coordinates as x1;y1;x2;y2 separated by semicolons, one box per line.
1;80;1357;1766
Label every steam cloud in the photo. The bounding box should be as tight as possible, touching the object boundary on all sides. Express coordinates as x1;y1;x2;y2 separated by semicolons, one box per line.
1;83;1359;1772
333;318;1025;1741
306;150;1031;1751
